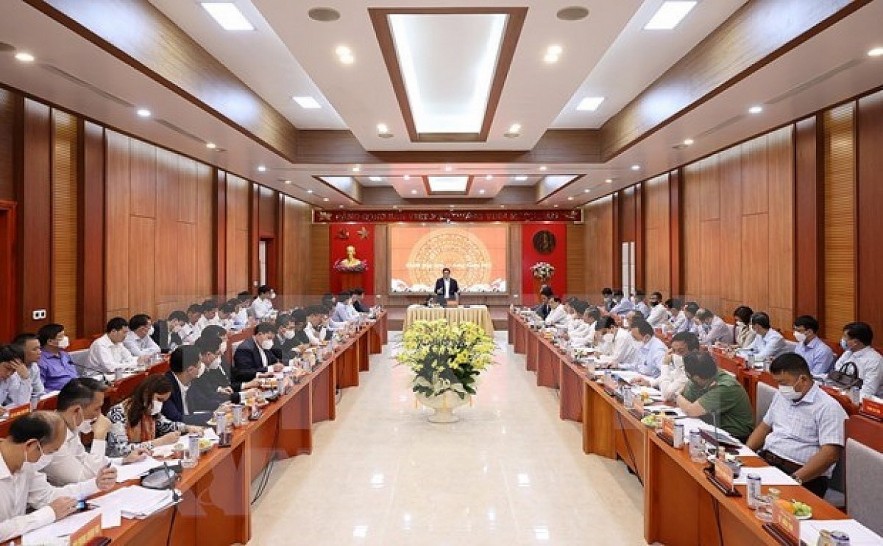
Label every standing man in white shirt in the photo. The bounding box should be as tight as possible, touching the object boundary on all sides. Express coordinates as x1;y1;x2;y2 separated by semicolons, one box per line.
251;285;276;321
646;292;669;328
0;411;117;542
44;378;146;486
123;314;161;358
835;321;883;400
86;317;137;374
747;312;789;360
695;309;734;346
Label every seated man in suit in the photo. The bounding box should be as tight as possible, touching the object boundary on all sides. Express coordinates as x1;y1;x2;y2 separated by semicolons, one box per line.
232;323;282;383
351;288;369;313
434;268;460;303
532;285;554;319
271;313;308;362
151;310;187;353
161;346;213;426
190;335;260;411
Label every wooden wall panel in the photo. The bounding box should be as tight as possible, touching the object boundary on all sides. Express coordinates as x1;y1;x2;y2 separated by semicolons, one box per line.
681;160;704;305
741;136;768;215
154;148;179;308
583;196;614;300
507;224;522;300
767;127;795;327
718;147;743;307
127;216;156;317
258;186;277;238
794;116;822;322
566;223;586;297
129;139;156;218
643;175;670;297
857;90;883;339
823;104;856;338
105;130;131;318
20;99;53;332
281;196;312;303
80;121;105;336
0;89;16;201
225;173;250;296
51;110;79;333
309;224;330;296
195;163;214;298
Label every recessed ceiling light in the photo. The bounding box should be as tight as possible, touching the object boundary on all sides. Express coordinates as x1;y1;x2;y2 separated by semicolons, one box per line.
352;165;360;172
410;189;417;195
307;189;314;194
748;105;763;114
335;45;354;64
584;189;590;193
323;197;330;202
567;197;574;201
257;165;267;172
201;2;255;31
369;176;383;182
205;142;216;149
449;204;455;208
136;108;151;118
544;45;562;63
868;47;883;57
393;205;399;209
508;123;521;133
631;165;640;171
515;175;528;182
576;97;605;111
479;189;486;195
500;204;505;209
539;165;547;171
605;178;613;184
14;52;35;63
403;175;410;180
683;138;694;146
644;1;697;30
553;204;559;208
339;205;344;208
485;175;493;181
283;180;291;185
292;96;321;109
444;165;453;172
376;123;389;134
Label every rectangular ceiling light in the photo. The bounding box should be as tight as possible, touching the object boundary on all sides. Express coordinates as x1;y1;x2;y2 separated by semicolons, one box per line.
576;97;605;111
427;176;469;193
644;1;697;30
201;3;255;31
389;13;507;133
292;96;321;109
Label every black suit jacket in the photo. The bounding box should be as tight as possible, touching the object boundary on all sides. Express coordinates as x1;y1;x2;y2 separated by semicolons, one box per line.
150;320;181;353
232;337;278;383
533;302;551;319
160;370;213;426
189;359;241;411
271;334;304;362
353;300;369;313
434;278;460;298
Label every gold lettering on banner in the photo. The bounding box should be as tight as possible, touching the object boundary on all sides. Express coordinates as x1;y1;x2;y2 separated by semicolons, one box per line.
406;229;492;288
312;209;582;223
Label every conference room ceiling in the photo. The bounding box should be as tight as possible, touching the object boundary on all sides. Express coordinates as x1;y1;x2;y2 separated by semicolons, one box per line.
2;1;882;210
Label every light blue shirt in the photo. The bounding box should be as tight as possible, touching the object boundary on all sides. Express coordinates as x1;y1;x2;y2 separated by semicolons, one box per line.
634;301;651;319
748;328;789;359
793;336;835;376
629;336;666;378
610;299;634;317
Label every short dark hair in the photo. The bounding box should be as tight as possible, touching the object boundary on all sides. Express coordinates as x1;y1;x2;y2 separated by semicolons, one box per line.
275;313;293;328
201;325;226;340
671;331;700;352
168;310;187;323
666;298;683;310
9;412;55;444
128;314;151;331
187;304;203;315
572;301;589;315
586;308;602;322
0;345;18;365
337;291;351;300
793;315;820;333
11;333;38;350
844;322;873;346
169;345;200;373
550;296;562;304
601;288;613;296
195;335;222;355
684;302;700;315
57;378;107;412
201;299;218;311
651;292;662;300
254;322;277;336
291;309;307;323
733;305;754;324
219;302;236;314
351;288;364;296
600;316;617;330
37;323;65;346
442;267;451;274
613;289;624;297
770;353;811;377
631;319;654;337
305;305;325;317
750;312;771;329
695;309;715;322
237;291;252;301
257;285;273;295
106;317;128;334
683;352;717;379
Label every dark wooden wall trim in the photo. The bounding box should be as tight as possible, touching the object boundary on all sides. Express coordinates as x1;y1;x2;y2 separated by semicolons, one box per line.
669;170;684;299
214;170;226;297
78;120;105;337
18;98;52;332
635;183;644;291
249;182;259;291
793;116;823;324
856;89;883;337
611;193;621;287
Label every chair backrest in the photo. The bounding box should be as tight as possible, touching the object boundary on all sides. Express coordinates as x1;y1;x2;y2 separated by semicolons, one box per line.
69;349;90;376
845;438;883;535
755;381;777;425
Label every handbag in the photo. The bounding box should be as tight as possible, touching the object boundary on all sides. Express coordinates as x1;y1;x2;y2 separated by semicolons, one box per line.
827;361;863;390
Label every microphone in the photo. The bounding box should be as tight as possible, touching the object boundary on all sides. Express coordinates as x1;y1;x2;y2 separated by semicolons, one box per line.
71;361;114;386
163;462;180;503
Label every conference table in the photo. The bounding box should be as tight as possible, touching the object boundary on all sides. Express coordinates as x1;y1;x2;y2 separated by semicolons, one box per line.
507;310;882;546
5;312;387;546
403;304;494;336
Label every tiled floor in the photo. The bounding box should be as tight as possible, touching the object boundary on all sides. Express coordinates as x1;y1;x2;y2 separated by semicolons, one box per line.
248;332;647;546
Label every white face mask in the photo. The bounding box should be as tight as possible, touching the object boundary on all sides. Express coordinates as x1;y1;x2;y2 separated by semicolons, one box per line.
793;331;807;344
671;354;684;369
602;333;615;343
209;356;222;370
284;330;295;340
196;363;206;379
260;339;274;351
172;324;183;333
147;326;155;336
77;410;96;435
270;292;277;300
57;336;70;349
736;320;745;328
151;400;163;415
25;442;52;472
778;385;801;401
219;341;228;354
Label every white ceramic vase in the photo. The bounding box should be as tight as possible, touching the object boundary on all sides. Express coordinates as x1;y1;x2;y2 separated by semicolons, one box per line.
416;391;471;423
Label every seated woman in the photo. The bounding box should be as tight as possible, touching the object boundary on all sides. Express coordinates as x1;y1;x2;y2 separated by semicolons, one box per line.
106;374;199;457
732;305;756;349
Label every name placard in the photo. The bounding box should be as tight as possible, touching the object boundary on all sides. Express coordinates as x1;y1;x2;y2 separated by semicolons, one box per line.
860;397;883;420
70;514;103;546
7;403;30;419
771;502;801;546
713;458;735;492
660;416;675;438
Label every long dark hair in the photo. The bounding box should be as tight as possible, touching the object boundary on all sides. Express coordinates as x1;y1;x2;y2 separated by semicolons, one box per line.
126;374;172;428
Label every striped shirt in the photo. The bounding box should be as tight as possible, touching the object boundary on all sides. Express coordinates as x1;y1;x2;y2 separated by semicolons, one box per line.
761;383;847;477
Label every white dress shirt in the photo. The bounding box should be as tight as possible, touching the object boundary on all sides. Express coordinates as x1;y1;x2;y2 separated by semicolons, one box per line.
598;328;638;366
650;357;689;399
625;336;666;378
123;331;161;358
305;323;327;345
233;308;249;328
646;304;670;328
0;454;99;541
748;329;789;359
544;305;568;327
174;374;191;415
671;311;689;333
0;374;32;407
42;428;111;486
197;315;222;330
442;278;452;298
634;301;651;319
834;346;883;399
698;316;735;346
251;297;274;320
571;321;597;348
331;302;351;324
86;334;136;373
178;322;202;345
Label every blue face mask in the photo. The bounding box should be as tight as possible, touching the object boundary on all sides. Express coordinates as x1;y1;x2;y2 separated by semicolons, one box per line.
840;338;849;351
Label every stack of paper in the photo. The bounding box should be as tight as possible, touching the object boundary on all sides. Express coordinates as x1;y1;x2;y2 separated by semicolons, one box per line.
800;520;883;545
733;466;797;486
91;485;177;519
113;456;180;482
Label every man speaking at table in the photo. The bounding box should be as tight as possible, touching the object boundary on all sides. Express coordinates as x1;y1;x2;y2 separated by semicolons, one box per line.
434;268;460;305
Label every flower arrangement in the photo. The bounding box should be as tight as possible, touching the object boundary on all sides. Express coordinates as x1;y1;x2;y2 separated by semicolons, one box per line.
333;258;368;273
397;319;495;399
530;261;555;280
